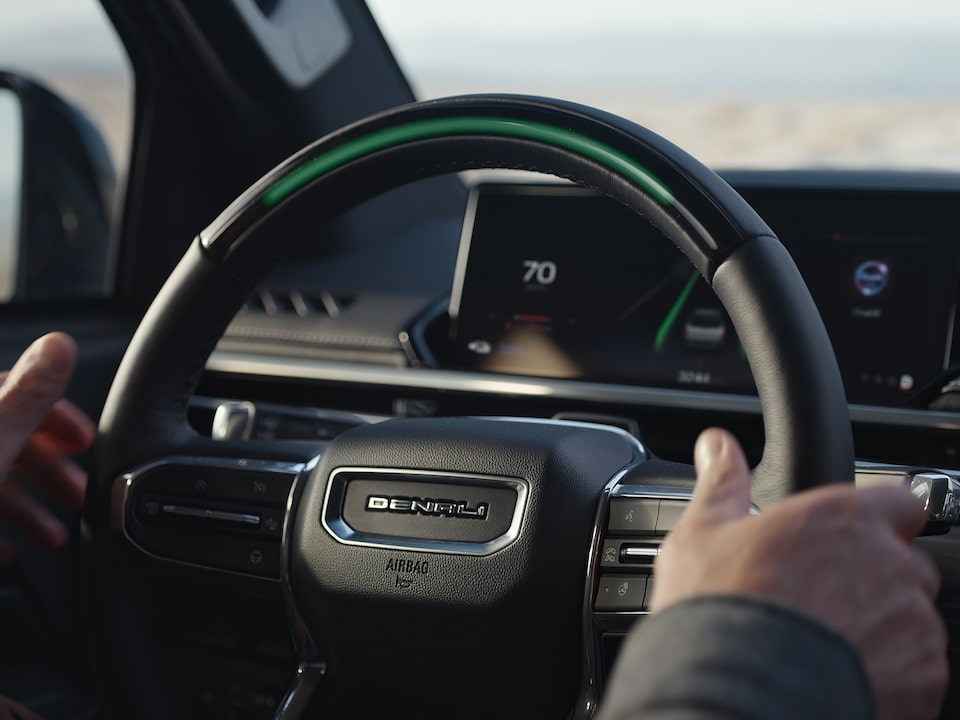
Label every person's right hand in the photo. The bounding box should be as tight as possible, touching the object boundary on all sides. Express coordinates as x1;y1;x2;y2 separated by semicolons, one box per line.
652;428;948;720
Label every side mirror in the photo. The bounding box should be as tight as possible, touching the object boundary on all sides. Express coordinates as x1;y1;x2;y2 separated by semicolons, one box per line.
0;86;20;301
0;71;117;302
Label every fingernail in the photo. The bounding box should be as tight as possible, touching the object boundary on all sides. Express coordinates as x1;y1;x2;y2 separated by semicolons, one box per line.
30;333;74;379
695;429;725;470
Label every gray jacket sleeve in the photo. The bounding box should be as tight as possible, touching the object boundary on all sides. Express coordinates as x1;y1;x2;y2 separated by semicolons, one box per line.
598;595;874;720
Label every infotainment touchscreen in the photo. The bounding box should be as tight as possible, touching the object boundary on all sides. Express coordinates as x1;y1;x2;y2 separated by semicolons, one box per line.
449;183;957;406
790;231;957;405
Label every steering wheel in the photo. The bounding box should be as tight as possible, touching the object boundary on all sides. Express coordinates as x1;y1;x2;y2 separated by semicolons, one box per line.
85;95;853;719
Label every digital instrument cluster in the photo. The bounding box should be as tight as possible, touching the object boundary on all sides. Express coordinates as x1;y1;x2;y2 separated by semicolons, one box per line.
449;183;959;407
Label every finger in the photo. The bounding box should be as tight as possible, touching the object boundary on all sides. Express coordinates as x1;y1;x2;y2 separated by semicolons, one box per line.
0;479;69;550
907;544;943;600
858;483;930;542
0;538;13;567
0;695;44;720
33;397;95;454
12;434;87;508
0;333;78;474
684;427;752;526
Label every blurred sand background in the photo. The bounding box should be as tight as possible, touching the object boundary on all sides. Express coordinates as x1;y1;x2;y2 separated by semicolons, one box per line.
6;3;960;184
21;70;960;177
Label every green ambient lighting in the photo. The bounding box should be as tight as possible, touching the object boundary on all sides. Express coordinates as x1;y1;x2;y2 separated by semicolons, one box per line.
261;116;675;207
654;270;700;352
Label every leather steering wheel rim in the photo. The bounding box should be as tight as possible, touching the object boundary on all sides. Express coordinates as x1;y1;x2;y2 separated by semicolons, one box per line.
87;94;855;717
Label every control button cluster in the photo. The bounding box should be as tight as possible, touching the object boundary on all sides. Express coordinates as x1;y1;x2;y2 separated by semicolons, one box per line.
595;494;688;613
595;575;654;611
607;497;687;535
124;462;298;579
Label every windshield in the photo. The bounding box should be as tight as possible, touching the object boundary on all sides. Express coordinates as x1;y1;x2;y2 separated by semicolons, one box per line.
367;0;960;171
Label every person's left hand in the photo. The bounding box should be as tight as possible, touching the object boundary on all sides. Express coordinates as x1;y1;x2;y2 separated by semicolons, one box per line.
0;332;95;566
0;694;43;720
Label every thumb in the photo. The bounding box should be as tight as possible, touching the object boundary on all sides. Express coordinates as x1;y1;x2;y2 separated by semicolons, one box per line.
684;428;752;526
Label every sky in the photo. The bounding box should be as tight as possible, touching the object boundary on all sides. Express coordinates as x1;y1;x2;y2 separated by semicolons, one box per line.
5;1;960;74
360;1;960;102
366;0;960;36
5;0;960;171
1;1;125;68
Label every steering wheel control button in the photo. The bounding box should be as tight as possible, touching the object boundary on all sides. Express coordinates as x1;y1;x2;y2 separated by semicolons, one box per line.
259;510;284;537
608;498;659;535
160;503;261;527
619;542;662;571
130;464;296;507
655;499;688;534
230;473;295;505
600;541;622;568
205;541;280;578
595;575;648;611
117;459;305;579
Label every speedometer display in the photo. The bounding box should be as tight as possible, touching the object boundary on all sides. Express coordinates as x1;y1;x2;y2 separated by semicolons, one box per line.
449;183;958;406
450;184;754;392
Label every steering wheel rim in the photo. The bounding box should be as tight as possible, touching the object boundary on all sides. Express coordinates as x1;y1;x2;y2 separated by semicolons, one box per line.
87;94;854;718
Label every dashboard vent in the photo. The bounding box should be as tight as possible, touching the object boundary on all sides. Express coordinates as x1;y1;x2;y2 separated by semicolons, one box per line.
241;288;355;319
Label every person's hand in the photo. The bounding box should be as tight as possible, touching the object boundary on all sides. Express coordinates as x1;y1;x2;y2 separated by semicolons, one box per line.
0;695;42;720
651;427;948;720
0;332;95;566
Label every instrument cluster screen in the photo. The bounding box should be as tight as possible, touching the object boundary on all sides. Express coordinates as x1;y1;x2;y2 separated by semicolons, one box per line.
449;184;958;406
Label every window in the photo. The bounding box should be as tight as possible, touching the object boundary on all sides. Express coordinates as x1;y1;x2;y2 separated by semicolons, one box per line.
367;0;960;171
0;1;132;302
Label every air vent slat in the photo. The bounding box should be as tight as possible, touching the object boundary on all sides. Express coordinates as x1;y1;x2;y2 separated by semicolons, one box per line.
288;290;312;318
241;287;355;319
317;290;342;319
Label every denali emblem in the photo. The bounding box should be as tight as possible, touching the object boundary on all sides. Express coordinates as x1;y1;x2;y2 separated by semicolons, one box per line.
366;495;488;519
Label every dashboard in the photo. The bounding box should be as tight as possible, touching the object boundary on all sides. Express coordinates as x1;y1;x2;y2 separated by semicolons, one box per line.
185;170;960;717
447;182;958;407
204;170;960;472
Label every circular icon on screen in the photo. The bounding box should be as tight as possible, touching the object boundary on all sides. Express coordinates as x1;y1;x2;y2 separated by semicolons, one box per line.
853;260;890;297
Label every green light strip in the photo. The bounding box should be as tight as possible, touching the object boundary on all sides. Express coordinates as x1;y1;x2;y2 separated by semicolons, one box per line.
262;116;675;207
654;270;699;352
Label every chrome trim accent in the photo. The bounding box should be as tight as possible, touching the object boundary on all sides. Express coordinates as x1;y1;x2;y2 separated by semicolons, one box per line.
110;473;130;532
204;353;960;430
273;663;325;720
855;461;960;532
160;504;260;526
578;432;650;720
211;400;256;441
397;330;422;368
912;473;960;526
112;456;305;581
612;484;693;501
276;453;326;720
447;185;481;324
321;467;529;556
484;416;648;460
199;396;386;430
621;545;661;559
